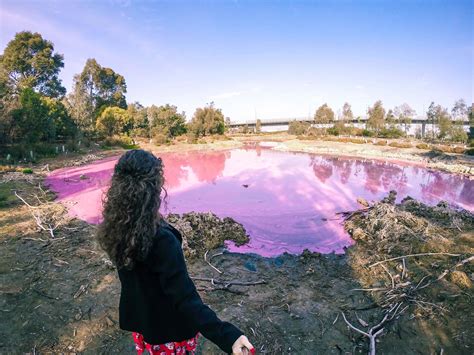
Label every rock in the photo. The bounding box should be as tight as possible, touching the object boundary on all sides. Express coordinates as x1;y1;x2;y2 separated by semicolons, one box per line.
449;271;472;289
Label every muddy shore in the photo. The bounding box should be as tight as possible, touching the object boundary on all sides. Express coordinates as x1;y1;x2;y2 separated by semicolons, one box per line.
1;140;473;354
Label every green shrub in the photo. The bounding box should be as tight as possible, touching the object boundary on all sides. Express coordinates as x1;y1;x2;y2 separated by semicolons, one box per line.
102;135;138;149
326;126;340;136
362;129;375;137
465;148;474;156
22;168;33;174
378;127;405;139
449;126;468;143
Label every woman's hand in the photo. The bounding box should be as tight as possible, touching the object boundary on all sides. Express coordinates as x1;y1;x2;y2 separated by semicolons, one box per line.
232;335;254;354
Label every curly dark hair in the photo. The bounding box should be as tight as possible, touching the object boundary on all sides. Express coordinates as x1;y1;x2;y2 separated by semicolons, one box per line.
97;149;166;269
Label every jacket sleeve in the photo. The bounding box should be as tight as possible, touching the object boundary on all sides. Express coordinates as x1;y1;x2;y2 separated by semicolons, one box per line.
149;230;243;354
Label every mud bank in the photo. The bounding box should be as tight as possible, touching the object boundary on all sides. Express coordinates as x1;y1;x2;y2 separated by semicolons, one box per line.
1;172;472;354
232;133;474;177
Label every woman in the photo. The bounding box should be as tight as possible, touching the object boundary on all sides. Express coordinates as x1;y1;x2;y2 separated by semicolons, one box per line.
97;149;254;354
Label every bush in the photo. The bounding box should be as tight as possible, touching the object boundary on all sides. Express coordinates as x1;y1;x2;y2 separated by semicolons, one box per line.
362;129;375;137
416;143;430;150
465;148;474;156
306;127;325;137
374;140;388;146
186;131;198;144
288;121;311;135
388;141;412;148
378;127;405;139
326;126;339;136
102;135;138;149
449;126;468;143
22;168;33;174
430;145;465;154
153;133;169;145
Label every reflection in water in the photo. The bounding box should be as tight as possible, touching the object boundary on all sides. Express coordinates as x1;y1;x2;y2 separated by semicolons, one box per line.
46;148;474;257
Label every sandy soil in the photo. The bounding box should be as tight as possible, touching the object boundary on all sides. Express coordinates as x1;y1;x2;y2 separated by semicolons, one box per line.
1;139;473;354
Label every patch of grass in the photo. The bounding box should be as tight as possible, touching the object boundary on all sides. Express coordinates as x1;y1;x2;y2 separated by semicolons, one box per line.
0;182;20;208
388;141;413;148
22;168;33;174
432;145;466;154
373;140;388;146
416;143;431;150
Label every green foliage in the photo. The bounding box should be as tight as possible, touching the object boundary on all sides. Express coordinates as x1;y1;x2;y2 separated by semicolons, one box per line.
96;106;130;137
189;103;225;137
378;127;405;138
41;97;77;139
148;104;187;138
22;168;33;174
437;107;452;139
314;103;335;124
0;31;65;97
288;120;311;135
101;135;137;149
127;102;149;135
449;125;468;143
362;129;375;137
10;88;54;143
67;58;127;133
367;100;386;132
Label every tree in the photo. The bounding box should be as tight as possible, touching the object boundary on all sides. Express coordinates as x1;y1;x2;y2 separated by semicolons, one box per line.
67;59;127;133
385;109;396;126
451;99;467;121
10;88;53;143
255;119;262;133
341;102;353;124
0;31;65;97
426;102;437;139
367;100;386;133
189;102;225;137
436;106;452;139
42;97;77;139
126;102;149;136
148;104;187;138
394;103;416;134
314;103;335;124
95;106;129;137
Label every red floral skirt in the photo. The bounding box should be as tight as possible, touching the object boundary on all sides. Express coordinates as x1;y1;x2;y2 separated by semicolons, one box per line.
132;332;199;355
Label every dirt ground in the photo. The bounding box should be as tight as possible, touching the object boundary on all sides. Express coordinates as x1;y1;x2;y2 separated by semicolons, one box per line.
0;141;473;354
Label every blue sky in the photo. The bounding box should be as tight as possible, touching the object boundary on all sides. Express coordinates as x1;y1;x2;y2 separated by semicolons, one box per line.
1;0;472;122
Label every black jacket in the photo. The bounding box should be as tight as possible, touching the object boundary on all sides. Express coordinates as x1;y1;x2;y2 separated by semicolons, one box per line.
117;220;243;354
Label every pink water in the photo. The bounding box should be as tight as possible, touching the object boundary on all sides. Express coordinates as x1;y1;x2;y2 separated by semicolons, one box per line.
45;147;473;257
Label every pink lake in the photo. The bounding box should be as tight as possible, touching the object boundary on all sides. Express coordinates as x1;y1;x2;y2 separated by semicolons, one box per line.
45;147;474;257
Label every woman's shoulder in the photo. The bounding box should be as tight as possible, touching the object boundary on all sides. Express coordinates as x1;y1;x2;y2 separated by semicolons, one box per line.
150;219;183;254
157;219;182;242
